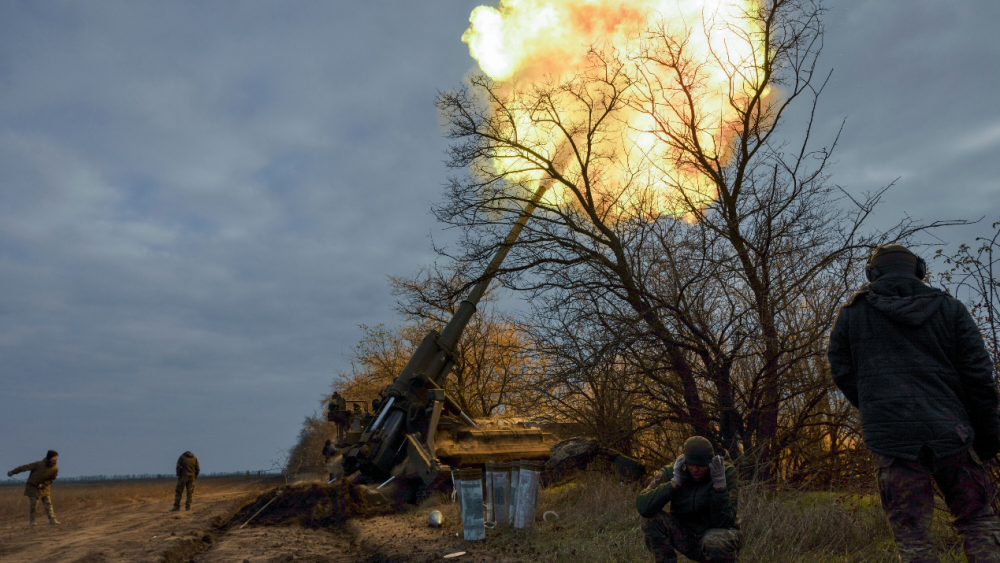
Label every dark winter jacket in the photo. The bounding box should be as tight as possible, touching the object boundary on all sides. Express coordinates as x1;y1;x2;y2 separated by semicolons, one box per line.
828;275;1000;461
176;452;200;479
635;462;739;534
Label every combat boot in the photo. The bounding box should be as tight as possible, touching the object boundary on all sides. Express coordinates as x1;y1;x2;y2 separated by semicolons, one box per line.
169;507;180;512
48;517;60;525
28;515;35;527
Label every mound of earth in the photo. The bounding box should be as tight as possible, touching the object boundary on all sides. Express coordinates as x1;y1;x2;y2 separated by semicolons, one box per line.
230;480;395;529
543;437;646;484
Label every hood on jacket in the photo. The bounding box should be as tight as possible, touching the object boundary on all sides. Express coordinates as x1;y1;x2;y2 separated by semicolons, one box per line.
182;451;195;457
864;275;948;327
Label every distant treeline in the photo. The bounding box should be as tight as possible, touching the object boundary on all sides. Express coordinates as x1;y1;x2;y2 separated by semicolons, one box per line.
1;469;282;484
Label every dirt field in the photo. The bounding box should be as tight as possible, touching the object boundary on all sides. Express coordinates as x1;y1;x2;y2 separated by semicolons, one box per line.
0;477;274;562
0;477;536;563
0;471;971;562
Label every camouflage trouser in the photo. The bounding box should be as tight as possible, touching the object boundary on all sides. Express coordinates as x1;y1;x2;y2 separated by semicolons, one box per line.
876;447;1000;563
174;477;195;509
642;512;740;562
28;496;55;520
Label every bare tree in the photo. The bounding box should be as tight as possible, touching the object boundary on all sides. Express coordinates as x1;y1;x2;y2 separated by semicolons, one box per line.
390;265;542;418
333;323;418;406
435;0;956;477
933;221;1000;511
332;267;542;419
935;221;1000;373
283;415;332;480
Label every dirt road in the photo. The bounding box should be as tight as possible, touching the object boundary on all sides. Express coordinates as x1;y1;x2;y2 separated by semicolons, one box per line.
0;485;252;563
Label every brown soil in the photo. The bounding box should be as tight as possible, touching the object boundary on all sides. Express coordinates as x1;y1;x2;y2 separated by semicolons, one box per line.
230;481;395;529
0;479;259;563
0;480;523;563
348;510;526;563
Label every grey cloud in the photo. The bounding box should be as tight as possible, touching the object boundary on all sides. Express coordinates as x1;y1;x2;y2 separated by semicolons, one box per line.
811;1;1000;230
0;0;480;475
0;0;995;476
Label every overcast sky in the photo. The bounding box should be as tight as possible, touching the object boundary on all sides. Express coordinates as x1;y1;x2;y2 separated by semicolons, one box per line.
1;1;998;477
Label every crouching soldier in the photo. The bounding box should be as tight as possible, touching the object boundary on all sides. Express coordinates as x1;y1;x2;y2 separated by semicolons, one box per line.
171;451;200;512
637;437;739;563
7;450;60;526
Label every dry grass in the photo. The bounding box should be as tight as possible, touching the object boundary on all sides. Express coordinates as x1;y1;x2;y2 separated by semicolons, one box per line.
411;471;974;563
401;470;645;562
0;473;978;562
739;483;892;563
0;477;265;526
738;480;975;562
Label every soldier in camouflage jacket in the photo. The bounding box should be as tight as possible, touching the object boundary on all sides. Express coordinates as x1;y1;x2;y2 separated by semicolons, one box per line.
636;436;739;562
7;450;60;526
171;451;200;512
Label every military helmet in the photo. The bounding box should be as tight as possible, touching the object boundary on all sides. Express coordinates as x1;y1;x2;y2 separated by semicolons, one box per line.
865;244;926;281
682;436;714;466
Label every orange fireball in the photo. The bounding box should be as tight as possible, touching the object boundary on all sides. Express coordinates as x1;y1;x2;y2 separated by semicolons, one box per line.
462;0;768;219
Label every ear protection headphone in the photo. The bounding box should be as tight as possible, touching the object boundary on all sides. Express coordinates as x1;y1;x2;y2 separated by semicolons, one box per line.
915;256;927;280
865;248;926;281
864;259;879;282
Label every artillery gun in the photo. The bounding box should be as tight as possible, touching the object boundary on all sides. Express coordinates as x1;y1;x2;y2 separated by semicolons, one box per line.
327;188;564;486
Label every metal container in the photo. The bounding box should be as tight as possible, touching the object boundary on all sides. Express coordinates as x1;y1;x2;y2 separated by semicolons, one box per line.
509;461;521;523
490;461;511;526
513;460;543;530
456;468;485;540
484;462;496;524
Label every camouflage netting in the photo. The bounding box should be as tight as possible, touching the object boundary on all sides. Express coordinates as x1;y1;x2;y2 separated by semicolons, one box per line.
231;480;395;529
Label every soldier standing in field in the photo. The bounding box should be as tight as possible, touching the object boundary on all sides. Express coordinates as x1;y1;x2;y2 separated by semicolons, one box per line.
7;450;60;526
636;436;740;563
829;244;1000;562
171;451;200;512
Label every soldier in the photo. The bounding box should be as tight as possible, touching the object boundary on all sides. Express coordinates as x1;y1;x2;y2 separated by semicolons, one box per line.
331;391;347;412
829;244;1000;562
171;451;200;512
636;436;740;563
7;450;60;526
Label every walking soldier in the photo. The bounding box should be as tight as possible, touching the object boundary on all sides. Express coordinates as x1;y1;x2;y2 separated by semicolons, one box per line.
171;451;200;512
7;450;60;526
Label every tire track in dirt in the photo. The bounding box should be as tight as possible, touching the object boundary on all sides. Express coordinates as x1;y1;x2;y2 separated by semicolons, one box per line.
186;483;523;563
0;490;249;563
1;483;525;563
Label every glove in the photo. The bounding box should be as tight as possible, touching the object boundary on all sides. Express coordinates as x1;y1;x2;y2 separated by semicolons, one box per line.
709;455;727;489
6;470;12;477
670;455;686;486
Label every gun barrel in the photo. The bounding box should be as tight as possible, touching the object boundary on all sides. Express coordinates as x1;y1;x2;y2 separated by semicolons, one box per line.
341;183;549;479
437;185;549;352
